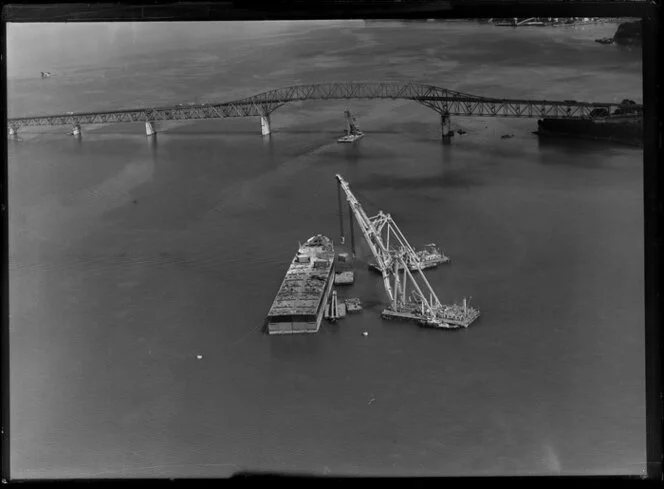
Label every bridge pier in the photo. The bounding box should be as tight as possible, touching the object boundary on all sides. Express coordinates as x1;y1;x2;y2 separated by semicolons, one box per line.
72;124;81;137
441;113;454;145
145;121;157;137
260;114;271;136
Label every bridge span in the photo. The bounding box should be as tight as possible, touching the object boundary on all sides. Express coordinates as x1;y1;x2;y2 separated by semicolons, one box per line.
7;81;642;143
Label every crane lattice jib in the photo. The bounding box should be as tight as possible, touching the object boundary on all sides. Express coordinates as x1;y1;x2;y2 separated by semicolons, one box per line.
336;174;395;301
381;220;443;311
371;212;424;270
335;174;443;318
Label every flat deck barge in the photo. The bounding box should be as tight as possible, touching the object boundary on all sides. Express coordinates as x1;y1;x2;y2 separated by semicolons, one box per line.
266;235;335;335
381;299;480;329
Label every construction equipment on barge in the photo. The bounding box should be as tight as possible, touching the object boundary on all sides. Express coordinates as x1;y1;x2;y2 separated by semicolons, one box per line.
337;109;364;143
335;174;480;329
335;173;449;272
334;252;355;285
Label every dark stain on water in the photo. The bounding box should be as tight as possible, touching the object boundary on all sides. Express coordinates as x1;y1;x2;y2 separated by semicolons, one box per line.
354;171;482;192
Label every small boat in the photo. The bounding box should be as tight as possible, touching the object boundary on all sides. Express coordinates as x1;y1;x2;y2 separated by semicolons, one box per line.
345;298;363;313
368;243;449;273
324;290;346;321
334;271;355;285
337;109;364;143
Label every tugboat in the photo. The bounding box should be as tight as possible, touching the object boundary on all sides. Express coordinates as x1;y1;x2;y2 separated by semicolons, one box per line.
345;297;363;313
337;110;364;143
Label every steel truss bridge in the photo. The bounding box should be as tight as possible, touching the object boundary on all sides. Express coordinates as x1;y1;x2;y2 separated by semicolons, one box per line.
7;81;642;138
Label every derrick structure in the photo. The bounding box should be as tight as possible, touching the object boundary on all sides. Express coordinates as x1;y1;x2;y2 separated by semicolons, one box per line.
335;174;478;328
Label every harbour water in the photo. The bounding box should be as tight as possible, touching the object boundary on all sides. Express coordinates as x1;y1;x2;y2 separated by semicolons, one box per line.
8;20;644;477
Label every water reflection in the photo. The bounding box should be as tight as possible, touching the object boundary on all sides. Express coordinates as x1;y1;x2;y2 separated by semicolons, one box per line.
147;133;158;152
262;135;277;167
536;135;640;167
343;143;361;165
440;141;453;165
69;130;83;152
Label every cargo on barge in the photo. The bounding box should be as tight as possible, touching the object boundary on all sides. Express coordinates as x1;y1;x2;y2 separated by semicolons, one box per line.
266;235;335;335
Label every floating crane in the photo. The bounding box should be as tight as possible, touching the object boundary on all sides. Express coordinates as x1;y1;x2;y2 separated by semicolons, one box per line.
337;109;365;143
335;174;480;329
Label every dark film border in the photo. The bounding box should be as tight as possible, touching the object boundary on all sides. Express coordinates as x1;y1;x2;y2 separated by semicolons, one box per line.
1;0;661;483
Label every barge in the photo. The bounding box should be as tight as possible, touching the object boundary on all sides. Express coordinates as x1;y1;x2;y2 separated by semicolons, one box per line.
369;243;450;273
381;298;480;329
266;235;336;335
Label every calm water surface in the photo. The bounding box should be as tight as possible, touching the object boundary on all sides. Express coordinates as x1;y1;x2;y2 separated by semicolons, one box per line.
8;21;644;477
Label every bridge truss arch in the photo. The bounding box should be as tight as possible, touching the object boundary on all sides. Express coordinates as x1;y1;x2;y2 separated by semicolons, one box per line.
7;81;641;135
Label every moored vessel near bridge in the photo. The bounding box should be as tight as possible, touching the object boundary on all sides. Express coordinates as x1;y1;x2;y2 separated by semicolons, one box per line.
266;235;335;335
337;109;364;143
535;100;643;147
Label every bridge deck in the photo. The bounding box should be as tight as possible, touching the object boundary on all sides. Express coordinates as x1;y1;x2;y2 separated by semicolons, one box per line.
8;82;642;129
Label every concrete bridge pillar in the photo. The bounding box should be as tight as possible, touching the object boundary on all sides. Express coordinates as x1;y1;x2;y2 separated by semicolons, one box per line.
260;114;271;136
441;113;454;145
145;121;157;137
72;124;81;137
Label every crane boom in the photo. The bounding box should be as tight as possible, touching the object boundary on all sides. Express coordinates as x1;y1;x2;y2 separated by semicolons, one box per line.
335;174;481;329
336;174;442;313
336;175;395;301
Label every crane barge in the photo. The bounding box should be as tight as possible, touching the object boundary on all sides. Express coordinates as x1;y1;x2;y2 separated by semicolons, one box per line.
335;174;480;329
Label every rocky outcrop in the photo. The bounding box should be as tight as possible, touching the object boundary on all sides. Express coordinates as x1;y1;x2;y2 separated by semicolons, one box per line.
613;20;642;45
